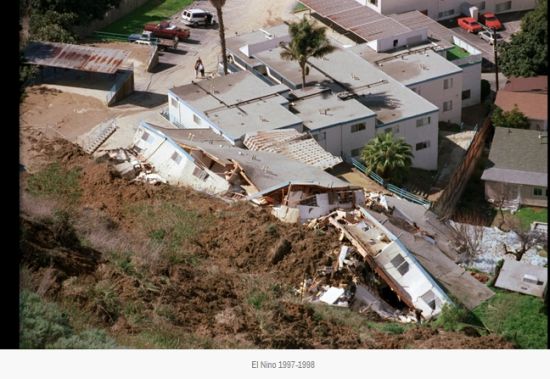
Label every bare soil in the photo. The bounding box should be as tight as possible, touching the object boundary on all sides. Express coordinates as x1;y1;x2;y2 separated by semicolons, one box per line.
19;137;514;349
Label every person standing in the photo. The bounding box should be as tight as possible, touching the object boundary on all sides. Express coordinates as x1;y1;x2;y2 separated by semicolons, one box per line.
198;60;205;78
194;57;203;78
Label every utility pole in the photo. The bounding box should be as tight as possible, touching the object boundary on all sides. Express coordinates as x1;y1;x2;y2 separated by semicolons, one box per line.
493;27;499;91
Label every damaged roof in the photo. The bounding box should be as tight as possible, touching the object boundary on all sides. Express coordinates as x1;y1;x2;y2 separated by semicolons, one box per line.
178;139;350;192
24;41;129;74
243;129;343;170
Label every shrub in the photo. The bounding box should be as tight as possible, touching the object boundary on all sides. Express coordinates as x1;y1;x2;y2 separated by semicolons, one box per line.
433;303;476;332
20;290;72;348
48;329;117;349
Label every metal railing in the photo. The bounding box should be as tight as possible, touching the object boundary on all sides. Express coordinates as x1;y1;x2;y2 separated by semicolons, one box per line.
92;31;131;41
350;158;432;208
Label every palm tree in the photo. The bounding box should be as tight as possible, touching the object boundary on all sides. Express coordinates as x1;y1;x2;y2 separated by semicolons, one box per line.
361;132;413;182
280;16;335;88
209;0;228;75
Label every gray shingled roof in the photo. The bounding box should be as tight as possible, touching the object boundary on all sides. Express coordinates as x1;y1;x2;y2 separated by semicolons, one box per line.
481;128;548;185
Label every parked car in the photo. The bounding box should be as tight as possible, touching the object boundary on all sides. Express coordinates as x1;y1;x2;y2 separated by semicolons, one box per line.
479;12;503;30
144;21;190;40
479;30;503;45
181;8;215;27
457;17;483;33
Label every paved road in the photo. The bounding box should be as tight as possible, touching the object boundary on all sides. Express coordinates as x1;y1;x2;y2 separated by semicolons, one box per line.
443;11;528;64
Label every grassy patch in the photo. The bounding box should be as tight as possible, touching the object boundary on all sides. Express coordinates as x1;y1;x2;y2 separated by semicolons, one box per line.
473;290;547;348
125;201;211;264
432;303;484;333
515;207;548;230
101;0;194;35
293;2;308;13
27;163;81;204
247;290;269;310
446;45;470;61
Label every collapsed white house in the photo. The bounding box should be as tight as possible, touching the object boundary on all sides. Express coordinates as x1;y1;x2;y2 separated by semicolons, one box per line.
319;207;452;320
130;121;364;222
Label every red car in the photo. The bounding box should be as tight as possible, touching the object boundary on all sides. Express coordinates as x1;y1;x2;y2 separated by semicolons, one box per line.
458;17;483;33
479;12;503;30
143;21;190;40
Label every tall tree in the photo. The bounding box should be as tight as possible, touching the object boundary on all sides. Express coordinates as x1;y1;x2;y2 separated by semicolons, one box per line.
491;105;530;129
280;16;335;88
498;0;547;77
361;132;413;181
209;0;228;75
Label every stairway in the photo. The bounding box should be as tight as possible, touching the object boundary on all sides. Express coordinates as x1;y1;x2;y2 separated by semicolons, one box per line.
82;120;118;154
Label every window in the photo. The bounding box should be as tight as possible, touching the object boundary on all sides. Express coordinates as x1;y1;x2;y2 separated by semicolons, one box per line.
438;9;455;19
369;0;377;5
462;90;471;100
416;116;431;127
141;131;150;141
351;147;362;157
390;254;409;276
351;123;366;133
192;166;209;181
170;151;182;164
444;78;453;90
477;1;486;10
193;114;202;125
416;141;430;151
170;96;178;107
393;39;398;47
443;100;453;112
421;290;438;310
533;187;544;196
495;1;512;12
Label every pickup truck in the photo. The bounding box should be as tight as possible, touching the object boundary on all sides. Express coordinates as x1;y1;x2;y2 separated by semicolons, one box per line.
128;31;179;50
143;21;190;40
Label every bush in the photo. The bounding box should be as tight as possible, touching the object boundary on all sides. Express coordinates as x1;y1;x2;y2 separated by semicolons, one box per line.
20;290;72;348
480;79;491;102
48;329;117;349
433;303;476;332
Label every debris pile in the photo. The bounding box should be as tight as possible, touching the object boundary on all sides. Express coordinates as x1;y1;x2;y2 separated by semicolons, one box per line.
450;222;548;273
300;208;452;322
96;148;167;185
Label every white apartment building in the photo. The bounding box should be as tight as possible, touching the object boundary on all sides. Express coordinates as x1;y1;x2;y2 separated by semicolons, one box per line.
356;0;536;20
224;27;440;170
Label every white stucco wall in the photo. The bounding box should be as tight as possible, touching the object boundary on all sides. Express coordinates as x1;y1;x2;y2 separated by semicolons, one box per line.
369;29;428;52
359;0;536;19
133;124;231;194
408;72;462;124
309;117;376;160
375;110;439;170
460;62;482;107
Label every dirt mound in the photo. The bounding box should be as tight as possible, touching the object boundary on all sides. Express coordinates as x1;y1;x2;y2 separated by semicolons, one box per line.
20;137;515;349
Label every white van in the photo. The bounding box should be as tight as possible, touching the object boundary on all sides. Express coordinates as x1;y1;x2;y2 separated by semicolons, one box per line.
181;9;215;27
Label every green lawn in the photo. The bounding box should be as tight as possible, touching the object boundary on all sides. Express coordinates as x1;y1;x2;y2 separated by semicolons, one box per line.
473;289;547;348
516;207;548;230
101;0;194;35
446;45;470;61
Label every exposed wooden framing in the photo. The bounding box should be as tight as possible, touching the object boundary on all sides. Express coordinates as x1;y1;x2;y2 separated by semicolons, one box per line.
327;217;414;309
